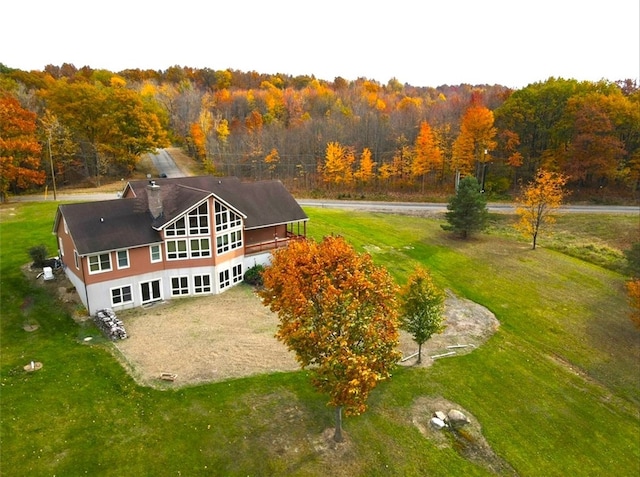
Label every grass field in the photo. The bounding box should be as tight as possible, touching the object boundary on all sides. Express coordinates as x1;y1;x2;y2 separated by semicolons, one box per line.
1;201;638;476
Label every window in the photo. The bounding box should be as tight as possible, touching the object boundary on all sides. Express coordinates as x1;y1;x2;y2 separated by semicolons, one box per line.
165;217;186;236
58;237;65;257
63;218;68;234
74;250;80;269
190;238;211;258
111;285;133;306
171;276;189;296
232;264;243;284
88;253;111;273
219;269;230;290
194;274;212;294
215;202;241;231
140;279;161;304
166;240;188;260
116;250;129;269
216;234;229;254
188;203;209;235
230;230;242;250
150;244;162;263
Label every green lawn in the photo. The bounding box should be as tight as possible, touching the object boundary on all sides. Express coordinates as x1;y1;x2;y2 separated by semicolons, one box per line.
1;202;638;476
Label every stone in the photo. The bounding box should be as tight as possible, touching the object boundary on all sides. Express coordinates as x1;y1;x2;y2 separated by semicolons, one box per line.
434;411;447;421
447;409;470;429
429;417;447;430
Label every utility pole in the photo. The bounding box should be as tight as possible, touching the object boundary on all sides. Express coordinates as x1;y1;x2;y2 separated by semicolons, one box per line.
47;128;58;200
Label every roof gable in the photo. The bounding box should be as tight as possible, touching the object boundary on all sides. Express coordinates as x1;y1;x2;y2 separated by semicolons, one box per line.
58;199;160;255
126;176;308;229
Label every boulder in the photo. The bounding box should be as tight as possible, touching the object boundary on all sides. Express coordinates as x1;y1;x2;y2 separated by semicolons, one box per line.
447;409;470;429
434;411;447;421
429;417;447;430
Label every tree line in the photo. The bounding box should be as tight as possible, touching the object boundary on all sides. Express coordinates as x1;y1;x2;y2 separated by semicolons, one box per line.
1;63;638;201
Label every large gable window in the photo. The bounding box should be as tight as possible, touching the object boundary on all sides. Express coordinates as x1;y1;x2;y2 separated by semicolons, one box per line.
89;253;112;274
166;240;188;260
188;203;209;235
215;202;241;232
190;238;211;258
165;217;187;236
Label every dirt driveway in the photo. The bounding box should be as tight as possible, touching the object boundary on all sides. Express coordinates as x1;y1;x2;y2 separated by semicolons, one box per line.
112;285;499;388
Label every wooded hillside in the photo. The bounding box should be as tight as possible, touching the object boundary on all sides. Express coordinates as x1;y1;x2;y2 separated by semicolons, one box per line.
1;63;638;201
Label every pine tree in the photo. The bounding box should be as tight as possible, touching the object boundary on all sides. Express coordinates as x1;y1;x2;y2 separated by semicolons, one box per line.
442;176;488;239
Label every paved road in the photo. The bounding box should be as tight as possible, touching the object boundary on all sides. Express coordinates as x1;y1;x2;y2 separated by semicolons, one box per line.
297;199;640;215
147;149;183;178
7;145;639;216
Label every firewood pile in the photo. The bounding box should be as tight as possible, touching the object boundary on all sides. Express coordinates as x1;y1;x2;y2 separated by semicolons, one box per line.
94;308;128;340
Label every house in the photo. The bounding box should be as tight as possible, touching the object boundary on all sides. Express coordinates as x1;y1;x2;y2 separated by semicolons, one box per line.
53;176;308;315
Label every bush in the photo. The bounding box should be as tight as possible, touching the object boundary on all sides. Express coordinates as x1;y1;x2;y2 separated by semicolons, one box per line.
244;264;265;286
28;244;48;268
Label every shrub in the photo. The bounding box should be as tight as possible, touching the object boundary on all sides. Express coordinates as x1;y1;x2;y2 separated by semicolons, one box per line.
28;244;48;268
244;264;265;286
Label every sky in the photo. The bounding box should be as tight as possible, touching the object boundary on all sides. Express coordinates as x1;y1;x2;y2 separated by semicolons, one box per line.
3;0;638;89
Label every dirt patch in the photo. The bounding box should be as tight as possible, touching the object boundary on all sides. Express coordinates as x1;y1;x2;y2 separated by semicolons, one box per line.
110;286;498;388
398;290;500;367
113;286;299;387
411;396;517;475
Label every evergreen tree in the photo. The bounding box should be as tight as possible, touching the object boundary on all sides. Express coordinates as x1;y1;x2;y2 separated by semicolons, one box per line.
442;176;488;239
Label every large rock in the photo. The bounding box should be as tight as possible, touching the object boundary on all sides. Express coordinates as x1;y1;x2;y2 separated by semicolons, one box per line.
447;409;470;429
429;417;447;430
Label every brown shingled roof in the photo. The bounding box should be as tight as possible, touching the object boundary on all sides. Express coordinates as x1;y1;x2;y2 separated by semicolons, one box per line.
125;176;308;230
57;176;308;255
57;199;161;255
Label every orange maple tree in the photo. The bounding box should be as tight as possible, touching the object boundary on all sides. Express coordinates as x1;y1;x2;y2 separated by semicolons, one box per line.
626;279;640;329
259;235;400;442
412;120;443;192
515;169;569;249
451;103;497;179
0;94;45;201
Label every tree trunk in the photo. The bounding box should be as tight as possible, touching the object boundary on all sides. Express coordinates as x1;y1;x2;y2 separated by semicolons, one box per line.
532;231;538;250
417;342;423;364
333;405;344;442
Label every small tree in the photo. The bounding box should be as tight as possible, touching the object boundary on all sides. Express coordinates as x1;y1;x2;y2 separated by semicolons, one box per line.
442;176;488;239
259;236;400;442
399;267;446;364
28;244;48;268
626;279;640;329
515;169;569;250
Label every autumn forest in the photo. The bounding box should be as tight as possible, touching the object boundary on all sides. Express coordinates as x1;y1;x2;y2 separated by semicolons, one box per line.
1;63;638;202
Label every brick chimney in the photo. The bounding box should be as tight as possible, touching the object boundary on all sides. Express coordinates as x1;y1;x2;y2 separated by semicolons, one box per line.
147;181;163;219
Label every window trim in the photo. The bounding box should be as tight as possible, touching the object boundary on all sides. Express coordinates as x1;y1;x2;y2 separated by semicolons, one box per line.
88;252;112;274
150;244;162;263
166;239;188;260
110;285;133;306
116;249;130;270
194;274;212;294
171;275;190;296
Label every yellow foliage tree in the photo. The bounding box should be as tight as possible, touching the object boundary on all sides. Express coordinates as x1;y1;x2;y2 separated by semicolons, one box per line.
412;120;443;192
515;169;569;249
320;141;354;187
452;103;497;179
354;147;376;186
